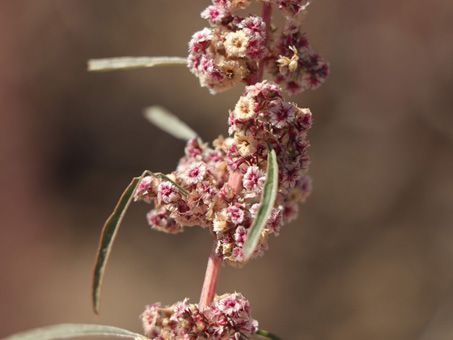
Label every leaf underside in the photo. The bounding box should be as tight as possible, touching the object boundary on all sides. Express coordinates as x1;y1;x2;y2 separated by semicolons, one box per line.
143;106;198;141
92;176;142;314
88;56;187;72
0;324;150;340
243;146;278;261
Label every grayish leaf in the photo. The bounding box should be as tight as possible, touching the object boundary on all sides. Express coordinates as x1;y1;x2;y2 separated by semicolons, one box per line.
144;106;198;141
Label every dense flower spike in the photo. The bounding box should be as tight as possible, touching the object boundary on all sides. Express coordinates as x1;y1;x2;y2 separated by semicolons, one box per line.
188;0;328;95
141;293;258;340
134;81;312;266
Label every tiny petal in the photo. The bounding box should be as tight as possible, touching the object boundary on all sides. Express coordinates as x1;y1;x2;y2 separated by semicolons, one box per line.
225;203;245;225
243;165;266;192
185;162;207;185
201;5;229;25
233;95;257;121
157;182;180;204
224;30;250;58
134;176;156;202
268;100;297;128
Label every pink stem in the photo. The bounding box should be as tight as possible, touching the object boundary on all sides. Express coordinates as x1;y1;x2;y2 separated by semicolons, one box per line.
254;2;273;84
228;171;243;194
199;2;273;308
199;167;244;307
199;239;222;307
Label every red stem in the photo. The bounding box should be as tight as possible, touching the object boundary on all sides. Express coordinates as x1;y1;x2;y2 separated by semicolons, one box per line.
199;239;222;307
199;2;273;307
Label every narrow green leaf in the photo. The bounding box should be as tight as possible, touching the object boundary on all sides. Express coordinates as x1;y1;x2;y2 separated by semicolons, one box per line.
144;106;198;141
1;324;150;340
88;56;187;72
243;146;278;261
256;329;283;340
92;176;142;314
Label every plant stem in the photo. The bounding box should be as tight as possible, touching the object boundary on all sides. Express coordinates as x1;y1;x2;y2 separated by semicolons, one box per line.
254;2;273;84
199;167;245;306
199;239;222;307
199;3;273;308
256;329;283;340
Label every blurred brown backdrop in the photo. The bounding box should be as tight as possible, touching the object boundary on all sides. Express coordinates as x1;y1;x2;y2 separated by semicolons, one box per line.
1;1;453;339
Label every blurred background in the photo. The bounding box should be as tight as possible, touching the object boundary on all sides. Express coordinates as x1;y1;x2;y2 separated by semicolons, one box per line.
1;1;452;339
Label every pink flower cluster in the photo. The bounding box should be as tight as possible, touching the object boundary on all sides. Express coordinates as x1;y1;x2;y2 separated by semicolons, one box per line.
187;0;329;95
141;293;258;340
269;21;329;95
134;81;312;266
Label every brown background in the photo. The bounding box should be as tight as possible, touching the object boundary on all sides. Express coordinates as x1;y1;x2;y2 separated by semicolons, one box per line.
1;1;453;339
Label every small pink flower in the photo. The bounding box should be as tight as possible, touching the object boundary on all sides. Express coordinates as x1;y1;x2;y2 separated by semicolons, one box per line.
142;294;258;340
189;28;212;54
267;208;283;235
224;30;250;58
234;225;247;244
212;0;230;11
216;293;250;317
225;203;245;225
246;39;267;60
283;202;299;222
243;165;266;192
134;176;156;202
157;182;180;204
238;15;266;40
281;162;302;187
245;80;283;101
201;5;229;25
295;107;312;131
276;0;312;17
249;203;260;219
185;162;207;185
141;303;162;338
147;208;182;234
231;246;245;262
268;100;297;128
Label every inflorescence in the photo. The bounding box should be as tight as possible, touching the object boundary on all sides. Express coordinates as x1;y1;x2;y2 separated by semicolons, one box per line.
188;0;328;94
133;1;328;338
135;80;312;266
142;293;258;340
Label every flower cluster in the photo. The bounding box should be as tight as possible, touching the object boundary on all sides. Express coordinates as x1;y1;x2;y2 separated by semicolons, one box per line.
141;293;258;340
268;21;329;95
188;5;268;93
187;0;328;95
134;81;312;266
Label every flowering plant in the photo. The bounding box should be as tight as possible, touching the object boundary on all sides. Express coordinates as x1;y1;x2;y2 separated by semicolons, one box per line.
2;1;327;340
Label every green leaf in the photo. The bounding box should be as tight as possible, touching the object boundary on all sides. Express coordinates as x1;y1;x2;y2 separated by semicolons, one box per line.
1;324;150;340
256;329;283;340
88;56;187;72
243;145;278;261
92;176;142;314
143;106;198;141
